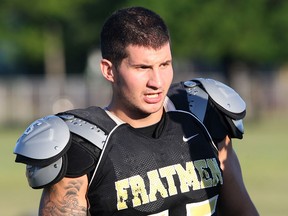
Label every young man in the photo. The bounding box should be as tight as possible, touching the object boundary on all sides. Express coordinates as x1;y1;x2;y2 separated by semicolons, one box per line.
14;7;259;215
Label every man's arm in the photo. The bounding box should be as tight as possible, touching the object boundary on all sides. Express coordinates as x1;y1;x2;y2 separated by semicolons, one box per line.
217;136;259;216
39;175;89;216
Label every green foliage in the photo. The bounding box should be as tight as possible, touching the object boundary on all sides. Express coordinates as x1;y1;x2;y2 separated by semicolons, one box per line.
1;0;288;74
0;0;127;73
134;0;288;64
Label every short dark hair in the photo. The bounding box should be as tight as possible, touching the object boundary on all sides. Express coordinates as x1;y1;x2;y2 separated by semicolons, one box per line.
100;7;170;67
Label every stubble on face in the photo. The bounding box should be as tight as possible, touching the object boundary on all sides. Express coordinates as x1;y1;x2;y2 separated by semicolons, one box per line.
108;44;173;125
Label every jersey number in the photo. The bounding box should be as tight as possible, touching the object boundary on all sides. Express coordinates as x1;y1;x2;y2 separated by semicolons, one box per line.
148;195;218;216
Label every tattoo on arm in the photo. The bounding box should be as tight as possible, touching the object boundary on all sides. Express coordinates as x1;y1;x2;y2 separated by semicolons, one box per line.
39;179;88;216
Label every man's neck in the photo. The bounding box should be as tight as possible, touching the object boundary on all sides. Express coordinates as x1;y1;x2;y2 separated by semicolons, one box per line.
104;107;164;128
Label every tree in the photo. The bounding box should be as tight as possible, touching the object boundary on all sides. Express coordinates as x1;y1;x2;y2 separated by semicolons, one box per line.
1;0;288;78
0;0;127;76
126;0;288;79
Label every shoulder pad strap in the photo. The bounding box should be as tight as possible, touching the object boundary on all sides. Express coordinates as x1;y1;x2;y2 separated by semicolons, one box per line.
59;114;107;150
14;115;70;160
192;78;246;119
61;106;117;133
182;80;209;122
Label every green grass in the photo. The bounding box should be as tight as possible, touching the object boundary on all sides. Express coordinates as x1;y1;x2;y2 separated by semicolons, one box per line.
233;113;288;216
1;113;287;215
0;127;42;216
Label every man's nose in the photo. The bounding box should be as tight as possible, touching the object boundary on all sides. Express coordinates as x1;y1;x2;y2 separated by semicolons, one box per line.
147;69;162;89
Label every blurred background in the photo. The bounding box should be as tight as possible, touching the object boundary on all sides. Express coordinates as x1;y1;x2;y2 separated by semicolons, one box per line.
1;0;287;215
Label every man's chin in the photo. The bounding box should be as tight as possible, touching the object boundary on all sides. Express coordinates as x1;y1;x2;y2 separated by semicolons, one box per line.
143;104;164;115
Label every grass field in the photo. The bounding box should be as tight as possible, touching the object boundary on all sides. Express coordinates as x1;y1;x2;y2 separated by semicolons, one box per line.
233;112;288;216
1;112;287;216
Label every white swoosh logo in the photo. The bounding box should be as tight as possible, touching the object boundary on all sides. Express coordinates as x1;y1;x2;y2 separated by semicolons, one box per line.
183;134;199;142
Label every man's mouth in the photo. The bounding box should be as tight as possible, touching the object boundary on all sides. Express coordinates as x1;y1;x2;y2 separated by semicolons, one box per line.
146;93;159;98
144;92;162;104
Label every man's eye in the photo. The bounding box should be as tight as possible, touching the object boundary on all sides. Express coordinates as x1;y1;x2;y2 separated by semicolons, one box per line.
138;66;150;70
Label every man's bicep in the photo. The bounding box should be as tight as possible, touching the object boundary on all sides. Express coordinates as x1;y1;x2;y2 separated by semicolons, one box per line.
217;136;242;173
39;175;89;216
217;136;259;215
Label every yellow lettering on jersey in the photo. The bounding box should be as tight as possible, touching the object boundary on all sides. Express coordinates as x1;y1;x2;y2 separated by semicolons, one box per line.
174;162;200;193
194;159;212;189
115;178;129;210
115;158;222;211
129;175;150;207
206;158;223;186
147;170;168;202
159;166;177;196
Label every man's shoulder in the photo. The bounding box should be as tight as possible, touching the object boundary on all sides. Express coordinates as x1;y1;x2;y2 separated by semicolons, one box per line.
13;106;114;189
167;78;246;142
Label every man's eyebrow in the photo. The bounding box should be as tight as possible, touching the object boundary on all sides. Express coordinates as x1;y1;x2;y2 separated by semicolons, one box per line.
163;59;172;64
159;60;172;66
131;63;151;67
129;59;172;67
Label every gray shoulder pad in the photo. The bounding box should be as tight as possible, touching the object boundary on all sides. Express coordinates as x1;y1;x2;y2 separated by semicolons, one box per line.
59;114;107;150
14;115;70;160
26;157;64;189
183;78;245;139
192;78;246;119
14;115;71;189
14;113;107;189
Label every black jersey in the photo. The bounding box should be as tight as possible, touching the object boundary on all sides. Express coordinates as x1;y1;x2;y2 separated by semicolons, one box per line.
64;107;223;216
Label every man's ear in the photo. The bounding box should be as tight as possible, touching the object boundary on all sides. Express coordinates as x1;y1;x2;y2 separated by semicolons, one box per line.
100;59;114;82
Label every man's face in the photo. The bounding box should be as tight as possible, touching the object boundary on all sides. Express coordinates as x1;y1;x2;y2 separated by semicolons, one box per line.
111;43;173;120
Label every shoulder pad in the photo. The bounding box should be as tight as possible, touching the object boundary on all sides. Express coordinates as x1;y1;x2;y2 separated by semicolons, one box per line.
59;114;107;150
172;78;246;140
14;115;71;189
190;78;246;120
14;115;70;160
26;157;66;189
